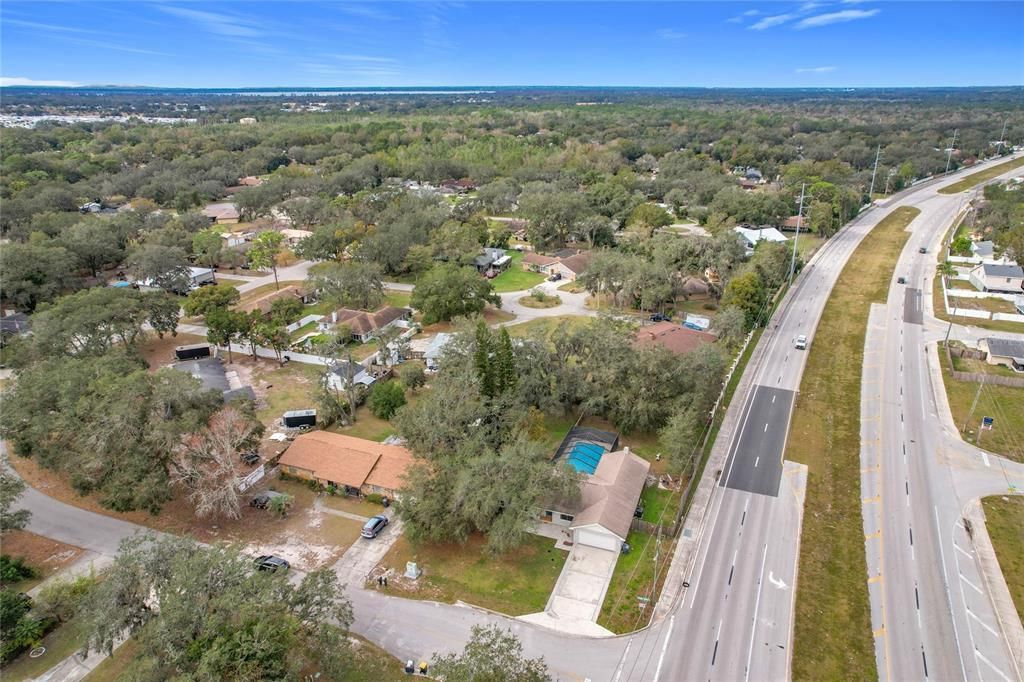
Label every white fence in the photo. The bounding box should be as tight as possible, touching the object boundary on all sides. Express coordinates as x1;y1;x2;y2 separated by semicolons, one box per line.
948;255;980;264
946;289;1020;302
285;314;323;333
992;313;1024;323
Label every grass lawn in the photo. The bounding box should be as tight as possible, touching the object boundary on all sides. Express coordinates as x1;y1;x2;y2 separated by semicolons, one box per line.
598;530;672;634
787;205;920;680
0;531;84;592
83;639;139;681
329;391;424;442
321;494;383;518
235;280;305;305
1;617;88;682
558;280;586;293
938;156;1024;194
518;293;561;308
948;295;1017;315
795;233;827;260
374;533;566;616
639;485;675;524
947;279;977;290
939;346;1024;462
981;495;1024;624
289;320;319;341
384;290;412;308
251;360;322;426
932;281;1024;334
418;306;516;333
491;267;546;293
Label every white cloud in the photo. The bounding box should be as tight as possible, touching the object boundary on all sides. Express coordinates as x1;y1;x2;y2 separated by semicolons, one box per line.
750;13;797;30
795;8;880;29
3;19;96;34
795;66;837;73
159;6;262;37
656;28;688;40
0;76;82;87
337;4;398;22
328;54;398;63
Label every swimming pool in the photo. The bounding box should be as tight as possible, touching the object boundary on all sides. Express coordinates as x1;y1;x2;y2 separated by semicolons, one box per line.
565;441;608;475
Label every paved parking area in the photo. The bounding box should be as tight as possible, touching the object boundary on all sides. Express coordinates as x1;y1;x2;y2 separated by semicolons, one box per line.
331;510;401;587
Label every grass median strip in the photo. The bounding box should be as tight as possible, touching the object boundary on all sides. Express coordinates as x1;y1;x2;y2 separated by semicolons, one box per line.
938;156;1024;194
788;205;919;681
981;495;1024;624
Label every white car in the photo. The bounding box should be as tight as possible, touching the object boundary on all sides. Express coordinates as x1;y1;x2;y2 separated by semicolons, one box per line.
794;335;808;350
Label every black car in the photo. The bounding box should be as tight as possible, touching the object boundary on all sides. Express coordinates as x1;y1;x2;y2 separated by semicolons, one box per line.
634;503;645;519
361;514;390;539
918;247;927;254
548;272;562;281
650;313;671;322
254;555;290;572
897;276;907;284
250;493;271;509
240;452;260;466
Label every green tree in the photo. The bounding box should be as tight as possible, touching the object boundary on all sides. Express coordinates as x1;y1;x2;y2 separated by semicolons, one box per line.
368;380;407;419
127;243;191;293
431;625;551;682
294;225;345;261
192;228;223;276
0;242;79;311
628;202;672;230
60;220;124;276
183;284;240;317
205;308;246;363
720;270;767;329
714;305;748;350
268;296;304;325
306;260;384;310
411;264;501;325
80;535;352;678
495;326;517;394
474;321;496;398
248;231;286;290
257;322;291;365
268;492;293;518
398;363;426;391
0;472;30;536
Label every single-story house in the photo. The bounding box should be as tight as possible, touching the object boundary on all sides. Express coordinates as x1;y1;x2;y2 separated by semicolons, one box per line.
474;248;511;276
278;430;413;498
781;216;806;231
522;252;561;271
739;179;759;191
634;321;717;355
0;312;30;345
237;285;313;316
189;267;216;287
238;176;263;187
980;337;1024;372
971;240;995;260
541;448;650;552
280;228;313;246
968;262;1024;293
79;201;102;214
325;360;378;391
318;306;412;343
546;252;592;282
734;226;788;253
168;357;256;402
423;332;453;371
221;232;247;248
201;202;240;224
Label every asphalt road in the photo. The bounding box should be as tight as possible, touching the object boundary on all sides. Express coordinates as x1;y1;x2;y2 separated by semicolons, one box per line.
5;154;1022;682
861;160;1024;682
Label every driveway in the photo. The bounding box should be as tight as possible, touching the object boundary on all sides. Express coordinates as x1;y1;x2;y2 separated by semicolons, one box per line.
332;509;402;587
519;544;618;637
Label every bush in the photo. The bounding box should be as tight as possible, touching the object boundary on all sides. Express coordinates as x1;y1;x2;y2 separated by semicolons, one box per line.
0;555;37;587
368;381;407;420
326;484;338;496
0;588;46;664
34;573;98;624
398;364;426;391
365;493;385;505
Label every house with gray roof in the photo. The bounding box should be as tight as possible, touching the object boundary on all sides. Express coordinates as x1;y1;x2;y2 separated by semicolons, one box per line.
968;262;1024;293
473;247;511;275
980;337;1024;372
169;357;256;402
970;240;995;260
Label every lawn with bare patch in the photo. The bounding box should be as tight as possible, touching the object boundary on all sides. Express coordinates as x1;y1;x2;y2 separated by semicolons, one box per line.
0;530;84;591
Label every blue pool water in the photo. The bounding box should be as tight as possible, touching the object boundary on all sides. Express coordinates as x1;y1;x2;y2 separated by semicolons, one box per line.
565;441;608;474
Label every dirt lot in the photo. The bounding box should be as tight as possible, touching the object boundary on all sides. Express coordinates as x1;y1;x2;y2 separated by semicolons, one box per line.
8;457;362;571
0;530;84;590
138;332;207;370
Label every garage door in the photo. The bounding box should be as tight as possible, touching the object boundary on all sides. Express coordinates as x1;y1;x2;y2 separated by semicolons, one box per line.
575;527;620;552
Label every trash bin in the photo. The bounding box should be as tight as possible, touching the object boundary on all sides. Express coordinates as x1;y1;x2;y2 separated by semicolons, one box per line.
382;496;390;508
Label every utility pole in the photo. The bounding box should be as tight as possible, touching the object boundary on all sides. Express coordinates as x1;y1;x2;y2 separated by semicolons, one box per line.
944;128;959;175
997;120;1008;154
789;183;805;285
868;144;882;197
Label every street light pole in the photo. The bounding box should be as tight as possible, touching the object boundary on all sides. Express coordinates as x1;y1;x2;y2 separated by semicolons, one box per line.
945;128;959;175
789;183;805;285
868;144;881;197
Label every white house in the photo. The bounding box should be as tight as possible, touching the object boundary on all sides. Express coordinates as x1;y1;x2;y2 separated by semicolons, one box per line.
968;262;1024;293
980;337;1024;372
189;267;216;287
970;240;995;261
733;226;788;254
540;448;650;552
325;360;377;392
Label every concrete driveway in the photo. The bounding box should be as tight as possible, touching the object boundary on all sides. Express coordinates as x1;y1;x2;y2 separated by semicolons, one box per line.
519;544;618;637
332;510;402;587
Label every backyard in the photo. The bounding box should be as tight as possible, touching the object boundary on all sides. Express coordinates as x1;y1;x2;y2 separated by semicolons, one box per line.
371;533;566;616
981;495;1024;623
491;251;546;293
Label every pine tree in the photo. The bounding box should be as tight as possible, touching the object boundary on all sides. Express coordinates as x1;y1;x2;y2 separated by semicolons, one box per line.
474;321;495;398
495;327;517;395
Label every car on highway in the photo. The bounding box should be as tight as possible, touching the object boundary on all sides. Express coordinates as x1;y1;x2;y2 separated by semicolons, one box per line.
254;555;290;572
794;334;808;350
918;246;927;254
897;276;907;284
361;514;389;539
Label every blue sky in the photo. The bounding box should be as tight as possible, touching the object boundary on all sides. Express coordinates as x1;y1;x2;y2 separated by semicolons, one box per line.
1;2;1021;88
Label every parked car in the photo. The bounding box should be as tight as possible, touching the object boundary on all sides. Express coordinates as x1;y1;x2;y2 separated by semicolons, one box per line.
794;335;808;350
548;272;562;281
649;313;671;322
361;514;390;539
254;555;290;572
897;276;907;284
634;503;645;519
240;452;260;466
250;493;271;509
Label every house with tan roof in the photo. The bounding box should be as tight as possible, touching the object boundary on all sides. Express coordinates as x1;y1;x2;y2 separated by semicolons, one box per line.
541;448;650;552
277;431;413;497
520;249;592;281
634;321;717;355
318;305;412;343
237;285;313;316
201;202;240;224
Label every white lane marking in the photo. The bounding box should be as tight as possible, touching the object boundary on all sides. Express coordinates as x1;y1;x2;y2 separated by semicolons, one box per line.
764;423;769;432
772;395;776;404
954;543;972;559
652;614;675;682
975;649;1013;682
613;638;632;682
743;543;769;682
960;573;984;595
754;457;760;467
981;451;990;467
768;571;787;589
937;505;972;682
967;608;1001;638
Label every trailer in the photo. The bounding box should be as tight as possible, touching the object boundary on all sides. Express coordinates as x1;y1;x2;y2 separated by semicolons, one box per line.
282;409;317;428
175;343;212;361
